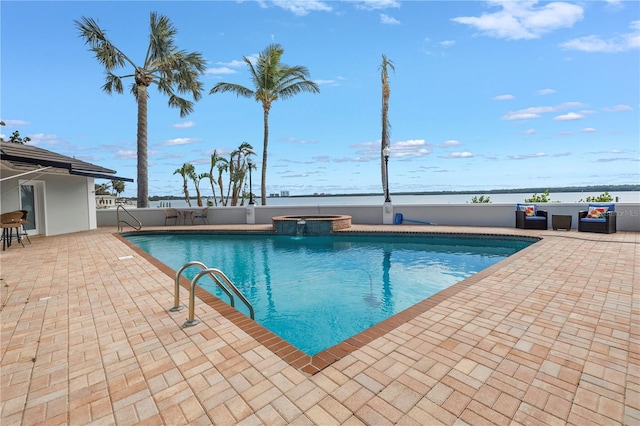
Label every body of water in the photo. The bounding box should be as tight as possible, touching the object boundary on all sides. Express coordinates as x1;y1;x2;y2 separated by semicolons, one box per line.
149;191;640;208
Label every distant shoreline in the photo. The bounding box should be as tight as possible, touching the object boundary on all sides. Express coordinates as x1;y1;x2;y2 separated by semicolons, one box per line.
291;185;639;199
146;184;639;201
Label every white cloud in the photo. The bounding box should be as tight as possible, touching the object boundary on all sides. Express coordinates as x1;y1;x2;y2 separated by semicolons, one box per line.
1;119;29;126
523;129;536;135
315;79;340;87
116;150;137;160
440;40;455;47
158;138;202;146
267;0;332;16
560;20;640;52
602;104;633;112
494;94;515;101
508;152;547;160
26;133;61;146
351;0;400;11
205;67;237;75
174;121;196;129
389;139;430;158
449;152;473;158
452;1;583;40
442;139;462;147
581;128;597;133
553;112;583;121
380;14;400;25
502;101;586;120
537;88;556;95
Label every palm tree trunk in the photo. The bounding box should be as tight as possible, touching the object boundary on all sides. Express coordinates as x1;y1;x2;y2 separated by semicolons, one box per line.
136;84;149;208
261;107;270;205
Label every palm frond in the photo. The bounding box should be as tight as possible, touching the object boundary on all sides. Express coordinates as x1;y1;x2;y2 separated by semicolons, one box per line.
75;16;132;70
167;94;195;117
102;72;124;94
209;82;254;98
146;12;178;67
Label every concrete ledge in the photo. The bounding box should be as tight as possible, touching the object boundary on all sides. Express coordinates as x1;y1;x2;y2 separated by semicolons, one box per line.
98;203;640;232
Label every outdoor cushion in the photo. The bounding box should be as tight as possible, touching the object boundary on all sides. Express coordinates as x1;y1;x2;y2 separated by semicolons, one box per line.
516;204;537;217
584;204;615;222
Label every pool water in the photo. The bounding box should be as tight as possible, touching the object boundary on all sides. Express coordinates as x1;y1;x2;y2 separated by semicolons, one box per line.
124;233;534;355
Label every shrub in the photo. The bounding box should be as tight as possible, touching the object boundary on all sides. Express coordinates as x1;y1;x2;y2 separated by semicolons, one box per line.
580;191;614;203
524;189;551;203
470;195;491;203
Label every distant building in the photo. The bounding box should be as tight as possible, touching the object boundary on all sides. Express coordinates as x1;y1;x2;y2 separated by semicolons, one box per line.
280;190;290;197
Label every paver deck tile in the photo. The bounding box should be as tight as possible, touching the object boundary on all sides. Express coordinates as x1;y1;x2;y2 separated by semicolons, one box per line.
0;226;637;425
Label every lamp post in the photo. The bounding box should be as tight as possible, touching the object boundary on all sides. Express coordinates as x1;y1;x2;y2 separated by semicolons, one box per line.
247;157;254;205
383;146;391;203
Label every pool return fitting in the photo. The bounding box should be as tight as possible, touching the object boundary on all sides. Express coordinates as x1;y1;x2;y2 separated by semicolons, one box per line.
172;261;255;327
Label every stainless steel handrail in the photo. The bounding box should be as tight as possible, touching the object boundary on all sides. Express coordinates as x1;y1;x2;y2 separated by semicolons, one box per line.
173;262;255;327
184;268;255;327
171;261;207;312
116;205;142;232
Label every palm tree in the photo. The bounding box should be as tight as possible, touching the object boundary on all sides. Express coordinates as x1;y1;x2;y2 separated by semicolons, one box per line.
380;54;395;194
209;43;319;205
215;158;230;206
111;180;125;197
189;171;209;207
228;142;255;206
174;163;194;207
76;13;206;208
208;150;225;206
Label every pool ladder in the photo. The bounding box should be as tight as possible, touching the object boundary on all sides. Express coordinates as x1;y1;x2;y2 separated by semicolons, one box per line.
171;261;255;327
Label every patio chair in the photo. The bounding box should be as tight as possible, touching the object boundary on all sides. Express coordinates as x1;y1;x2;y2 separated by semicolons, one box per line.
578;203;616;234
192;207;209;225
19;210;31;244
515;203;548;230
1;211;26;250
164;208;179;225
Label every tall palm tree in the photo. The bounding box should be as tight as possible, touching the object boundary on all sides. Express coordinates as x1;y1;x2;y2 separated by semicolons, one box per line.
380;54;395;194
76;13;206;208
210;43;319;205
174;163;195;206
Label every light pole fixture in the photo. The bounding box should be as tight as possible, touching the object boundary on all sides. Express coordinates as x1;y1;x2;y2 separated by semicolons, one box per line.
383;146;391;203
247;157;254;205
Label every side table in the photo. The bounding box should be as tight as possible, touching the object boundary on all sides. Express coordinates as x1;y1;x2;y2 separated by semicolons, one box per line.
552;214;572;231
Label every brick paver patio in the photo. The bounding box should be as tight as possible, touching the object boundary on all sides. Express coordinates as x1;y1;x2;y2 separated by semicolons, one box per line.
1;225;638;425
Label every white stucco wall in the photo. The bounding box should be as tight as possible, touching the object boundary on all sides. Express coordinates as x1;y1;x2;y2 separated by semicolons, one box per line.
97;202;640;232
1;171;98;236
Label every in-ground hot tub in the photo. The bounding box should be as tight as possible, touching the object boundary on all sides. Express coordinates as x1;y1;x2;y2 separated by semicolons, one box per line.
272;214;352;236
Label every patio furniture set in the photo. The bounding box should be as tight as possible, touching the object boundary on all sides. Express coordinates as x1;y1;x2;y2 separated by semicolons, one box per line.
515;203;617;233
164;207;209;225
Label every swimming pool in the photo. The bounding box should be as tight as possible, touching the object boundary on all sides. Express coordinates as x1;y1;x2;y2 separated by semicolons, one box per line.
124;232;535;356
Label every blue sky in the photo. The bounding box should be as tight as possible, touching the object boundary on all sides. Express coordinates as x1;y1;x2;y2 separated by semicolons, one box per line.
2;0;639;198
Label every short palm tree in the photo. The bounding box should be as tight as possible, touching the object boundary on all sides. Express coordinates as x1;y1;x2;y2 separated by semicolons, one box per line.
210;43;319;205
208;150;225;206
190;171;210;207
228;142;255;206
174;163;195;207
76;13;206;208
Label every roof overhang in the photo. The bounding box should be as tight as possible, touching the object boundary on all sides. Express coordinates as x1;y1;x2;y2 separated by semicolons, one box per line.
1;146;134;182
